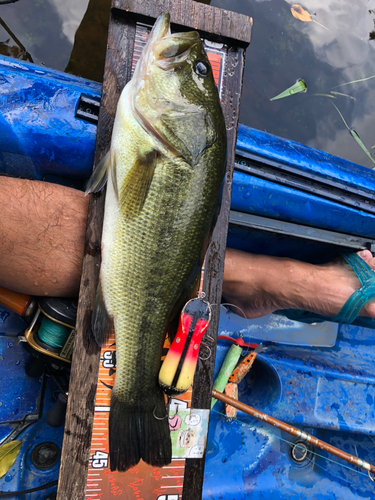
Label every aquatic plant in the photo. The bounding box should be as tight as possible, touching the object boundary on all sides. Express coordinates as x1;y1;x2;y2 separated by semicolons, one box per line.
270;79;307;100
330;102;375;168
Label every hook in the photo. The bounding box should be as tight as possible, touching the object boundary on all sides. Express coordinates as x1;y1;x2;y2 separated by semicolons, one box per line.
153;399;169;420
199;343;211;361
205;334;215;345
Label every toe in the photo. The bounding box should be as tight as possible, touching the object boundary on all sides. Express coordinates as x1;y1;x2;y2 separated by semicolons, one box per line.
357;249;373;262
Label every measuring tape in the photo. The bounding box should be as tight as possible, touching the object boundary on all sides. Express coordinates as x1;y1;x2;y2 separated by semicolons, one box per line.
85;21;226;500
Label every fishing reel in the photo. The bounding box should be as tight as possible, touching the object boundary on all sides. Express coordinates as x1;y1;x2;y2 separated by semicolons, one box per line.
24;297;77;367
0;285;77;366
23;297;75;428
0;287;75;429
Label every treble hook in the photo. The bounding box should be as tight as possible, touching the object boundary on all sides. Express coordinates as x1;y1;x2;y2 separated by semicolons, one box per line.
153;398;170;420
199;343;211;361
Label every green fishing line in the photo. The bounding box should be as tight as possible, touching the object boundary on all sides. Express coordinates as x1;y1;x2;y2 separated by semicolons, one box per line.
38;316;71;348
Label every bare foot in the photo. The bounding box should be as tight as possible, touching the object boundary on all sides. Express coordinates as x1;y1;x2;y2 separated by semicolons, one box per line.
222;249;375;320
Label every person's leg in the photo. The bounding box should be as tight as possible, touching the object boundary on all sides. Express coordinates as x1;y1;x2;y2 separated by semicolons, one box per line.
222;248;375;320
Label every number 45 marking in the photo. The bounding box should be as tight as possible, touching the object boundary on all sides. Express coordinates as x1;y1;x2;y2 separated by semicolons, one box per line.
91;450;109;468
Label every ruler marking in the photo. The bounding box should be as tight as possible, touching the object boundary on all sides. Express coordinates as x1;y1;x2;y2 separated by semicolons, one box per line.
94;406;111;412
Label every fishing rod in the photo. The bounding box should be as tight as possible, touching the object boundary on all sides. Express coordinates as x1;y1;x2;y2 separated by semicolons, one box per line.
212;388;375;479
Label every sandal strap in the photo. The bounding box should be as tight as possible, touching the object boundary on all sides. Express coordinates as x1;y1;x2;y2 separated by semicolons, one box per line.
332;252;375;324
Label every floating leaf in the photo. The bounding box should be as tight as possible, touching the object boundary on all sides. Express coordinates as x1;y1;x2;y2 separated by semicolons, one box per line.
270;79;307;101
290;4;329;31
331;102;375;168
0;440;23;478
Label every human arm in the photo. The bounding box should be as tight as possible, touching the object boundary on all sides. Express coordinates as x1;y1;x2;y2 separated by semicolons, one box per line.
0;177;89;297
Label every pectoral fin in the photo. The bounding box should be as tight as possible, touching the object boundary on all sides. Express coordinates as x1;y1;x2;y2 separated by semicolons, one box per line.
85;151;111;195
110;150;119;202
120;150;157;218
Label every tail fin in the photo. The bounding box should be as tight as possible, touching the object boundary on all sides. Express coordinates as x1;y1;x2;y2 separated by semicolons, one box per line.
109;388;172;472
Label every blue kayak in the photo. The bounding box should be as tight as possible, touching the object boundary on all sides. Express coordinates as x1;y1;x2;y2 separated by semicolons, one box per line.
1;54;375;499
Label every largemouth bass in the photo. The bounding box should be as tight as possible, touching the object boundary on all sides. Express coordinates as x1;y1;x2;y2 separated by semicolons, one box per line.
86;12;227;472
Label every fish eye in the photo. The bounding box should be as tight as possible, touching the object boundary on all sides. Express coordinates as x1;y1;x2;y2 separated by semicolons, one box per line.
194;60;210;77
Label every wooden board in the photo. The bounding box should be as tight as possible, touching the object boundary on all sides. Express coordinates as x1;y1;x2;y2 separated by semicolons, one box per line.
57;2;251;499
112;0;252;44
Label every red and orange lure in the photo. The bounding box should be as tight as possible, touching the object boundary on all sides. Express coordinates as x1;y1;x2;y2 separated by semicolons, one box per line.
159;295;212;396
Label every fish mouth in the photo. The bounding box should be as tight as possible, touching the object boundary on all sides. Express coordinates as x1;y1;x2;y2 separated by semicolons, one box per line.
149;12;171;44
152;31;201;70
132;12;171;81
147;13;201;68
133;13;201;76
149;12;200;49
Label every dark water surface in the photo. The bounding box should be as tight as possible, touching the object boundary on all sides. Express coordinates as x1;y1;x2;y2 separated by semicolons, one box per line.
0;0;375;168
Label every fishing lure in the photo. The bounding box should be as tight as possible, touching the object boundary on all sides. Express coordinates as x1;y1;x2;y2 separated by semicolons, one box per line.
159;295;211;396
